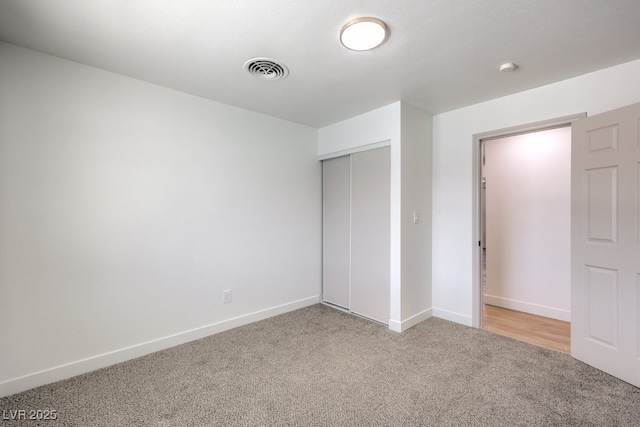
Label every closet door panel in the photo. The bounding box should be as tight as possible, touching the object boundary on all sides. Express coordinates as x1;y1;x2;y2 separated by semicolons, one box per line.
350;147;390;323
322;156;351;309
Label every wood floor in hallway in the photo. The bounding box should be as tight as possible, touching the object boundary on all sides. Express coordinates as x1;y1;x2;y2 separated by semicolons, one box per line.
482;304;571;354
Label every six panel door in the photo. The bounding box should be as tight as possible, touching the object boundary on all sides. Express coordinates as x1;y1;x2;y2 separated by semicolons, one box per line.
571;102;640;387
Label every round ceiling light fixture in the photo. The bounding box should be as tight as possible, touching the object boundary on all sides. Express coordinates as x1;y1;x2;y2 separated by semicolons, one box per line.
340;17;388;51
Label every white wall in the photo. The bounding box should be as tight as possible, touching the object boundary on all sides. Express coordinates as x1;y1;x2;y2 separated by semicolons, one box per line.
318;102;401;157
432;58;640;326
484;127;571;321
0;43;321;397
318;102;433;331
400;104;433;328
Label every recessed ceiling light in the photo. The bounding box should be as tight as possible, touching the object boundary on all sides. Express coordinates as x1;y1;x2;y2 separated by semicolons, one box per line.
499;62;517;72
340;17;387;51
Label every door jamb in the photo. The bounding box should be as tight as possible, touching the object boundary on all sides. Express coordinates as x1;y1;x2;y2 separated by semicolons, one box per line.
471;113;586;328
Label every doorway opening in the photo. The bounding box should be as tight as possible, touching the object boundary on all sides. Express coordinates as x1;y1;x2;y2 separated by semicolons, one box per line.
472;114;585;353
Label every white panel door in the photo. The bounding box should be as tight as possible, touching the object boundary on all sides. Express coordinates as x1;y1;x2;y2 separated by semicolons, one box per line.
571;102;640;387
350;147;390;324
322;156;351;309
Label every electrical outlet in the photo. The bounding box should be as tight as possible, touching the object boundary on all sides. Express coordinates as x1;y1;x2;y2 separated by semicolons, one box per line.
223;290;231;304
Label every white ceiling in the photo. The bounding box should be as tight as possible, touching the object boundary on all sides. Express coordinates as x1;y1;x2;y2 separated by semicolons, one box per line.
1;0;640;128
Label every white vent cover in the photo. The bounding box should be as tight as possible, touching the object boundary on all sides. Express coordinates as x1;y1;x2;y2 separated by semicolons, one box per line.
244;58;289;81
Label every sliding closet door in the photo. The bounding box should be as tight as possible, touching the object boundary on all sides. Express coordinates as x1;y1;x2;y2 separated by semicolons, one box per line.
350;147;390;323
322;156;351;309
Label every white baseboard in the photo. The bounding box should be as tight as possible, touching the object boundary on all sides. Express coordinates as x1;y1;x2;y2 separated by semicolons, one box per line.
432;308;473;327
0;296;320;398
388;308;433;332
483;295;570;322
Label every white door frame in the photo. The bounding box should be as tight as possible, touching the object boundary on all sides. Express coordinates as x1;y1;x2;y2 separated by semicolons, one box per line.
470;113;586;328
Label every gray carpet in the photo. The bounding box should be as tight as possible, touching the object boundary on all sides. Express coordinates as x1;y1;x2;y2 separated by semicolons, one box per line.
2;304;639;426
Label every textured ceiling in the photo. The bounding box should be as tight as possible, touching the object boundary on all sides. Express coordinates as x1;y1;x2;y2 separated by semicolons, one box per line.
1;0;640;127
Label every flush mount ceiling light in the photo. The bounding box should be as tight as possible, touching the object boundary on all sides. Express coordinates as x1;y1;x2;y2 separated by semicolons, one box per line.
340;17;387;51
244;58;289;80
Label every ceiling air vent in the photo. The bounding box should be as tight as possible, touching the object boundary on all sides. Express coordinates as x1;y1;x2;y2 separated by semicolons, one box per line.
244;58;289;81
